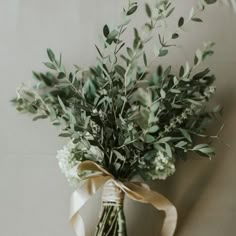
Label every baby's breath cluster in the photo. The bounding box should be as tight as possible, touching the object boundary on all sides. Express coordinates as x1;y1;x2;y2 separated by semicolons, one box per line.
139;151;175;180
56;139;105;186
56;141;80;186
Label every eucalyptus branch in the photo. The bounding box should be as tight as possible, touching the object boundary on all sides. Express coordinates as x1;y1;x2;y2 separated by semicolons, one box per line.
12;0;222;191
12;2;224;234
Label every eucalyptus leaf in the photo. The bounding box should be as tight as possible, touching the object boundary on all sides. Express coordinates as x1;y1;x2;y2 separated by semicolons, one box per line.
159;49;168;57
204;0;217;4
148;125;159;133
191;17;203;22
178;17;184;27
44;62;57;70
127;4;138;15
47;48;55;62
145;3;152;17
103;24;110;37
144;134;156;143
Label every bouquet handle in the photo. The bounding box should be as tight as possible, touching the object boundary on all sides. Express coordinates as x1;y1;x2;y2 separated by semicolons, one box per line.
70;161;177;236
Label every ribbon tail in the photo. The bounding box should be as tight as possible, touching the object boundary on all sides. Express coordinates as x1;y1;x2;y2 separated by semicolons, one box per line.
69;176;111;236
123;182;177;236
70;212;85;236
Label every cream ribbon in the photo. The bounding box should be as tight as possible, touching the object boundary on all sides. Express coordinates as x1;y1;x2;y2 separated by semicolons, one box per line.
69;161;177;236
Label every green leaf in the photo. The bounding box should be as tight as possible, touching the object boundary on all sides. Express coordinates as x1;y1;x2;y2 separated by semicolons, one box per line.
150;102;159;112
179;128;192;142
192;144;209;150
203;50;214;60
189;7;195;19
163;66;171;78
68;72;74;83
103;24;110;37
144;134;156;143
127;4;138;15
194;56;198;66
156;137;172;144
194;49;203;65
133;28;143;49
175;141;187;148
204;0;217;4
40;73;54;86
173;76;179;85
59;53;62;67
159;49;168;57
160;89;166;98
192;144;215;157
115;65;126;77
179;66;184;77
47;48;55;62
165;143;172;157
178;17;184;27
170;88;181;94
44;62;57;70
143;52;147;66
32;115;48;121
193;68;210;80
154;144;166;152
57;72;66;79
59;132;71;137
157;65;162;76
127;47;133;57
145;3;152;17
32;71;41;81
172;33;179;39
83;78;97;96
52;120;60;126
58;96;66;112
191;17;203;22
148;125;159;133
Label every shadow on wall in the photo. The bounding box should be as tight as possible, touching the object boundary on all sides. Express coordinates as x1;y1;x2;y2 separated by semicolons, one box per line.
171;85;236;236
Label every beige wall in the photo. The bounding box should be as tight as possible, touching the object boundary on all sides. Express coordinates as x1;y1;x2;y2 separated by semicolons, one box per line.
1;0;236;235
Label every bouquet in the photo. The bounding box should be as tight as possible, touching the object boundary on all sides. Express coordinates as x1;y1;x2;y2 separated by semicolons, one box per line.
12;0;224;235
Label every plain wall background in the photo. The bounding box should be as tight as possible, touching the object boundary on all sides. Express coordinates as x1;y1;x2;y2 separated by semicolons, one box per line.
1;0;236;235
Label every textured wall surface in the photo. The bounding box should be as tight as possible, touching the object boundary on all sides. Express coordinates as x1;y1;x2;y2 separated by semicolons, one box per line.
1;1;236;235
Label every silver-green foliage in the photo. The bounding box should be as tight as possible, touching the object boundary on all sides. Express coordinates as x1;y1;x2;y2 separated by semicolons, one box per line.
12;0;222;181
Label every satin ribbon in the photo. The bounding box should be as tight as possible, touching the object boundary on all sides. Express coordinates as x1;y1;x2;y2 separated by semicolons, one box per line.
69;161;177;236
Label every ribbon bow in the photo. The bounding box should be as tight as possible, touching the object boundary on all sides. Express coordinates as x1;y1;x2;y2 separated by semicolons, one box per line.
69;161;177;236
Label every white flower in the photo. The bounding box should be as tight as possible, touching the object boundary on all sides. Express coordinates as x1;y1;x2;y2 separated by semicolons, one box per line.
56;140;104;186
56;141;80;186
146;151;175;180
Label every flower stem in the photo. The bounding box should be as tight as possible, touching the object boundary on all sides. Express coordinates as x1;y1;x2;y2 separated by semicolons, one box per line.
94;205;127;236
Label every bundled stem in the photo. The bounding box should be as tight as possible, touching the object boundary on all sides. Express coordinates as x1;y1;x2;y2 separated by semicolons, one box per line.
95;180;127;236
94;205;127;236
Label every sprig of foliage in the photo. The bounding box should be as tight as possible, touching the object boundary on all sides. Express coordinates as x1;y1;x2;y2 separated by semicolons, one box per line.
12;0;222;181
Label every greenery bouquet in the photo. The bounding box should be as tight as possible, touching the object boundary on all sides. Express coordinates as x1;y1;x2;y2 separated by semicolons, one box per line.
12;0;224;235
